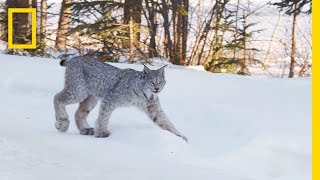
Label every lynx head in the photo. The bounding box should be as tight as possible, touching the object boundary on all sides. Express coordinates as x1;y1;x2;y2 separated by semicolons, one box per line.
141;65;167;94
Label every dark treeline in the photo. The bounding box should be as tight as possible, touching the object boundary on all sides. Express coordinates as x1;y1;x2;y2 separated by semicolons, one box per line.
0;0;312;77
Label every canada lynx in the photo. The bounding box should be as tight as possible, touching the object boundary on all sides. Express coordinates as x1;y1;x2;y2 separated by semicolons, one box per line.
54;56;188;142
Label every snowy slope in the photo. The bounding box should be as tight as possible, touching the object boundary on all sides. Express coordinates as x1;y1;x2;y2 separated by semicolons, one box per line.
0;54;311;180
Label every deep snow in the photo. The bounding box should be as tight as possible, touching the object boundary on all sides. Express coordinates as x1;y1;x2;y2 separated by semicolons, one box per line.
0;54;311;180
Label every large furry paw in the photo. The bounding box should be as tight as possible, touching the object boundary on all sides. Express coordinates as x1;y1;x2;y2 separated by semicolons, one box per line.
55;118;70;132
80;128;94;135
94;130;111;138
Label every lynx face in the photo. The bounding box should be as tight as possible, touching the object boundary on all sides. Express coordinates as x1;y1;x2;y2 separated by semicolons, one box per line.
142;66;166;94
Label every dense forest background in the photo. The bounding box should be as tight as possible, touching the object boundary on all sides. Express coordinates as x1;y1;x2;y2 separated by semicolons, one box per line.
0;0;312;77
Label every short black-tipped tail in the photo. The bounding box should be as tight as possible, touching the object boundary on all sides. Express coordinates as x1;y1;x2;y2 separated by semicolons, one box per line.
60;60;66;67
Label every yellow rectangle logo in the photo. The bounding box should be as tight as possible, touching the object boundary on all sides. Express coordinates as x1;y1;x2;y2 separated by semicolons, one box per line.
8;8;37;49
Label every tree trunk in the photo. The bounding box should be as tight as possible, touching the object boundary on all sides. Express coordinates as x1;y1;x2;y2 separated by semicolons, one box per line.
129;18;134;63
172;0;188;65
239;9;248;75
196;2;218;65
171;0;189;65
181;0;188;64
160;0;173;59
263;5;282;65
233;0;240;60
145;0;158;58
124;0;142;48
289;0;298;78
31;0;37;8
55;0;72;51
6;0;31;44
40;0;47;46
172;0;179;64
186;0;203;65
207;0;224;60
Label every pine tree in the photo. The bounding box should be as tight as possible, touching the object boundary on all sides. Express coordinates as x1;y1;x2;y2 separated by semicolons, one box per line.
0;2;6;41
6;0;31;45
202;0;263;75
144;0;159;58
69;0;128;61
40;0;47;48
172;0;189;65
56;0;72;51
273;0;312;78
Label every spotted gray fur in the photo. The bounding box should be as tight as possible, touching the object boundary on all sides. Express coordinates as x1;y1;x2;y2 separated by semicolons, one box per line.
54;56;188;142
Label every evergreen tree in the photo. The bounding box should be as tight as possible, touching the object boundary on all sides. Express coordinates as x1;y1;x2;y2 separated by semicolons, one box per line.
69;0;127;61
0;0;51;56
56;0;72;51
273;0;311;15
203;0;263;75
273;0;311;77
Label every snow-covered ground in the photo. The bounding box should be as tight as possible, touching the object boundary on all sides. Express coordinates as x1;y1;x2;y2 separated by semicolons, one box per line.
0;54;311;180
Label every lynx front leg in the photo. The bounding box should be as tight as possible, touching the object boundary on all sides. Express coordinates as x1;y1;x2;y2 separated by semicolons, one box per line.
145;100;188;142
94;100;114;138
75;95;99;135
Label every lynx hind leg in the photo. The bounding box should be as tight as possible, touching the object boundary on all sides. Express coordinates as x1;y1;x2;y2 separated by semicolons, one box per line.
75;95;99;135
54;89;87;133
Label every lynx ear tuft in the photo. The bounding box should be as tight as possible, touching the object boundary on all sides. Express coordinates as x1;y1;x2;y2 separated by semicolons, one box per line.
142;64;151;77
158;64;167;75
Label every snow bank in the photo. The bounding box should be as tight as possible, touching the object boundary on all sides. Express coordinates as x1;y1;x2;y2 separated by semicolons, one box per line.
0;54;311;180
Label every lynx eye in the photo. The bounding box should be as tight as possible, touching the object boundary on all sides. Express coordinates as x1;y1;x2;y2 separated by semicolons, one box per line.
149;81;155;85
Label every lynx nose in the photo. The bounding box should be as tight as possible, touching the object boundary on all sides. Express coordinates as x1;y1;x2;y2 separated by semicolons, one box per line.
154;87;159;93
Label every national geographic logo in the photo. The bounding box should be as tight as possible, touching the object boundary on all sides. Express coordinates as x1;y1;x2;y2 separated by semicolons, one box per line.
8;8;36;49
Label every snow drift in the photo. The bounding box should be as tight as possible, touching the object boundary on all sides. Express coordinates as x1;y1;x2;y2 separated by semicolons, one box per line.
0;54;311;180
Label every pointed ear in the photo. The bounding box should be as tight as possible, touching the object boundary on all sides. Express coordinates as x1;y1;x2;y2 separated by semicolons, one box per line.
142;64;151;77
158;65;167;76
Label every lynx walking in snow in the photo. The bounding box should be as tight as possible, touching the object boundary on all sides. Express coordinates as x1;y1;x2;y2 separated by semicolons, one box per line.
54;56;188;142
